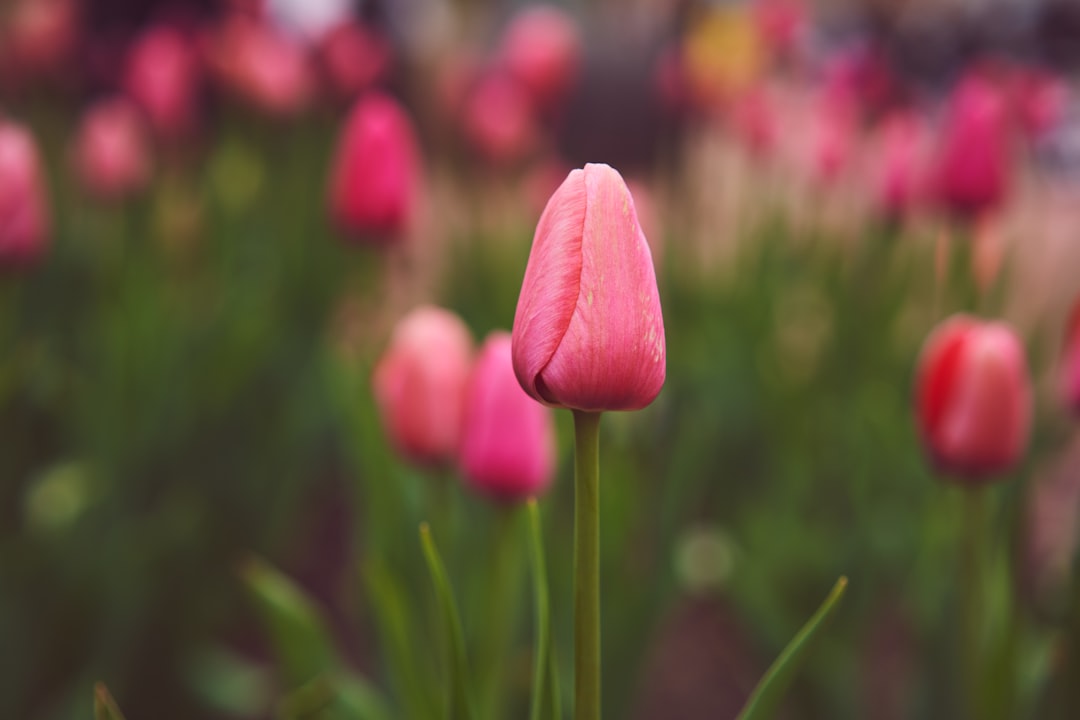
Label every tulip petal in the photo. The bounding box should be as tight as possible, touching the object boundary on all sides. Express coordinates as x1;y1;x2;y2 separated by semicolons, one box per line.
534;164;666;411
512;169;587;402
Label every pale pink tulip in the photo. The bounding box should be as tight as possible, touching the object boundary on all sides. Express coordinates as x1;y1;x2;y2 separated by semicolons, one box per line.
72;98;152;201
512;163;666;411
0;121;50;269
498;4;582;114
915;315;1032;481
373;306;474;467
461;332;555;502
461;72;539;166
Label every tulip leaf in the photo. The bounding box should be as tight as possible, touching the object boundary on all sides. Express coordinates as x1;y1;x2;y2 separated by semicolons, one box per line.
527;499;561;720
93;683;127;720
736;576;848;720
277;671;392;720
419;523;476;720
239;555;337;690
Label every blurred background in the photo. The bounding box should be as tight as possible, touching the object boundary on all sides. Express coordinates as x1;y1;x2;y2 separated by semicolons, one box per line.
3;0;1080;718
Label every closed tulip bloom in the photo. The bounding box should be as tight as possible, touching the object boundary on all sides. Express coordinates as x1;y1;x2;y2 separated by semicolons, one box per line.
512;163;665;412
498;4;582;114
329;93;421;243
915;315;1032;481
317;20;391;102
1061;298;1080;415
0;121;50;268
461;332;555;503
72;98;151;201
933;75;1011;219
373;306;473;466
125;26;201;140
872;111;929;219
461;72;539;166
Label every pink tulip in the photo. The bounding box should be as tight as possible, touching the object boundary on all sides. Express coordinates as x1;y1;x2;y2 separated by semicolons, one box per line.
205;15;314;118
460;332;555;502
512;163;666;412
317;20;391;102
461;72;539;166
0;121;50;269
497;4;582;115
730;85;776;158
373;306;474;467
872;111;930;219
72;98;152;201
329;92;422;244
1;0;78;79
1061;298;1080;415
125;25;201;140
753;0;805;58
1010;68;1068;141
915;315;1032;481
933;75;1012;219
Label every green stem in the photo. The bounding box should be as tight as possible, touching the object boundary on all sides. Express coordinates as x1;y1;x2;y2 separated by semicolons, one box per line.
572;410;602;720
962;487;988;719
478;505;522;720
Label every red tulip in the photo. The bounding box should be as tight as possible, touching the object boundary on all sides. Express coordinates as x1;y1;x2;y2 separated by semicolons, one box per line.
1061;298;1080;415
373;306;473;467
0;120;50;269
512;163;666;412
125;25;201;140
461;72;539;166
915;315;1032;481
497;4;582;115
72;98;152;201
461;332;555;502
933;75;1012;219
329;92;422;243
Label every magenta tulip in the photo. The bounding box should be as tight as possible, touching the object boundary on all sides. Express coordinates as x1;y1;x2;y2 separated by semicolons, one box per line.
373;306;473;467
329;92;421;244
1061;298;1080;416
460;332;555;503
72;98;152;201
0;120;50;269
933;74;1012;219
512;163;665;412
125;25;201;140
915;315;1032;481
317;20;391;102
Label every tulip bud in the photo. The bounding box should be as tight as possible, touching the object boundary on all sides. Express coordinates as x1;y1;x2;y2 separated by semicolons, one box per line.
329;93;422;244
373;306;473;466
1061;298;1080;415
933;75;1012;219
512;163;665;412
125;25;201;140
460;72;539;166
0;120;50;269
72;98;152;201
914;315;1032;481
317;20;391;102
497;4;582;115
460;332;555;503
871;111;929;220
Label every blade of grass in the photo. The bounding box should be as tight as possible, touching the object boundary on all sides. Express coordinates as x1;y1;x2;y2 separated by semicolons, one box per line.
94;683;127;720
527;499;560;720
736;576;848;720
420;522;476;720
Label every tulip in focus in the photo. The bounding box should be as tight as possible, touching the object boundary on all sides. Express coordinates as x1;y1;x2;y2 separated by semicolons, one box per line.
460;332;555;503
329;93;422;243
915;315;1032;481
933;75;1012;219
1061;297;1080;416
0;121;50;269
373;306;473;467
125;25;201;140
72;98;152;201
512;163;666;412
498;4;582;115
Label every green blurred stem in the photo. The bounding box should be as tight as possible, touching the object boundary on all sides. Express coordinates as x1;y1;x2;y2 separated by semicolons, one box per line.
572;410;602;720
478;505;521;720
962;487;989;719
